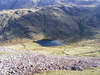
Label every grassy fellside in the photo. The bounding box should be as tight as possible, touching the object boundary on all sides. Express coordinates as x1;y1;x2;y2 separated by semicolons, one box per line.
1;39;100;57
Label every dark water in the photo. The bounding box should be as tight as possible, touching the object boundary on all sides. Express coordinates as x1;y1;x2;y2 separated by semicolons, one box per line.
35;39;64;47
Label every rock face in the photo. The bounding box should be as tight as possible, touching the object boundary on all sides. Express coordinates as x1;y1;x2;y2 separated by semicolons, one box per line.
0;52;100;75
0;0;99;10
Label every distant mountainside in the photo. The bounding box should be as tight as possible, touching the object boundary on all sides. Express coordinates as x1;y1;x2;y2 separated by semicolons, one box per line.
0;5;100;42
0;0;99;10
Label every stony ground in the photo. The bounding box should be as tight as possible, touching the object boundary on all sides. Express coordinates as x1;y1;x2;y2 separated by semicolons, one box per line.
0;47;100;75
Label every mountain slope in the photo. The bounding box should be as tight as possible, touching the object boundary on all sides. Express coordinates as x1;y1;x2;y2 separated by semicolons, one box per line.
0;0;99;10
0;5;100;42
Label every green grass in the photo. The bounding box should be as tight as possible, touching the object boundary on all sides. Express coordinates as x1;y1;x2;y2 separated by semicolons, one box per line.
3;39;100;57
34;68;100;75
0;51;9;55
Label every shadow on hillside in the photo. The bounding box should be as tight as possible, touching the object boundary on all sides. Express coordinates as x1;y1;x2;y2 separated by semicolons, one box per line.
3;6;100;43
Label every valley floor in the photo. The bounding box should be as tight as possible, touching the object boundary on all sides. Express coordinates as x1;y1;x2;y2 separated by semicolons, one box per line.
2;39;100;57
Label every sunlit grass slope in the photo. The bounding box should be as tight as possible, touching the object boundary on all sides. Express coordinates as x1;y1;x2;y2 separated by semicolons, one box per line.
1;39;100;57
34;68;100;75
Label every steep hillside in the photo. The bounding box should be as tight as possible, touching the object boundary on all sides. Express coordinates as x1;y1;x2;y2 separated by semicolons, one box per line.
0;5;100;42
0;0;99;10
